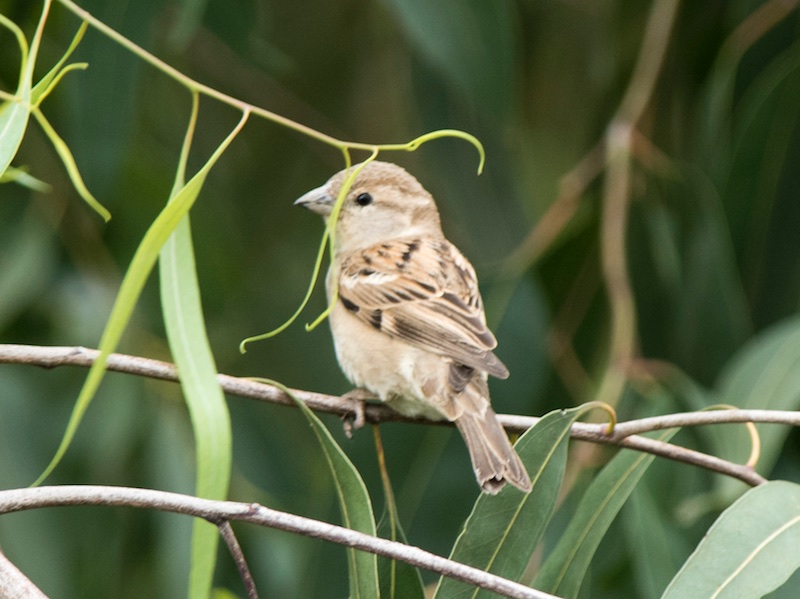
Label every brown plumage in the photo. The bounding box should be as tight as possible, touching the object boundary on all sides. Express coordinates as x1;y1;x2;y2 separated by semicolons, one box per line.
295;161;531;494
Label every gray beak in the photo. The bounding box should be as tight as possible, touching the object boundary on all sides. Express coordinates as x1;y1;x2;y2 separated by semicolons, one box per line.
294;184;334;217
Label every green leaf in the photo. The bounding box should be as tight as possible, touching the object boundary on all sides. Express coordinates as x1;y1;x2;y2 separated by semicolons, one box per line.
383;0;516;118
623;482;687;599
374;425;425;599
31;107;111;221
0;0;53;176
721;39;800;247
663;480;800;599
287;395;380;599
33;110;248;486
168;0;209;50
435;407;586;599
31;22;88;105
0;95;31;177
377;513;425;599
534;429;678;598
159;94;232;599
0;165;51;191
1;15;99;217
161;215;231;599
0;14;32;177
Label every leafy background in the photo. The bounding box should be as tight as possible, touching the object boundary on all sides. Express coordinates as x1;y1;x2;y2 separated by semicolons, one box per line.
1;0;800;597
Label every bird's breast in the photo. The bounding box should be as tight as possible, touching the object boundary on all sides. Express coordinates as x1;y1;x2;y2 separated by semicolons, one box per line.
327;301;446;420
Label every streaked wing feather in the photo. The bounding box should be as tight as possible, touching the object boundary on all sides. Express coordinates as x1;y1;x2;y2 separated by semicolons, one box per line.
338;239;509;379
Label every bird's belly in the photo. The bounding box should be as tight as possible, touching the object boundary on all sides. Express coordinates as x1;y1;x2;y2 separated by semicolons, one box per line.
329;306;445;420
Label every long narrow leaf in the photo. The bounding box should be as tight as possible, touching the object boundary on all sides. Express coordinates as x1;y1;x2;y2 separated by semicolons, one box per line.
31;22;87;105
286;392;380;598
0;0;52;175
0;14;32;176
623;482;688;599
160;94;232;599
663;480;800;599
31;107;111;221
374;428;425;599
34;110;248;486
0;165;51;191
161;215;231;599
435;406;587;599
376;514;425;599
534;429;677;598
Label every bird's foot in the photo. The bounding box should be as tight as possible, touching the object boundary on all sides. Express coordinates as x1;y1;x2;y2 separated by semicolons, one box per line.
340;388;374;438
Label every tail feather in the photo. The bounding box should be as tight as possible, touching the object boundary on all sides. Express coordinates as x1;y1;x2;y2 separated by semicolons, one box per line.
454;402;531;495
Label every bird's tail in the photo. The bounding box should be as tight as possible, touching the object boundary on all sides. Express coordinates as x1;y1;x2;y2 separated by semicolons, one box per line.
453;388;532;495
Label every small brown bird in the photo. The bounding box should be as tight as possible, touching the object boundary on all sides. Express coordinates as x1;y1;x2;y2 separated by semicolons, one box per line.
295;161;531;494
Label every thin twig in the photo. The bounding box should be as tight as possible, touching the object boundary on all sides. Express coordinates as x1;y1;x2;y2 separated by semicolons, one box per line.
574;430;766;487
498;414;768;487
0;343;789;487
0;486;559;599
547;255;602;402
596;0;681;409
52;0;347;151
499;139;607;275
603;410;800;435
724;0;800;60
53;0;484;164
217;520;258;599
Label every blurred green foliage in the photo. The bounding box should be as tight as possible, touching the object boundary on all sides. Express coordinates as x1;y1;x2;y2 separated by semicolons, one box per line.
2;0;800;597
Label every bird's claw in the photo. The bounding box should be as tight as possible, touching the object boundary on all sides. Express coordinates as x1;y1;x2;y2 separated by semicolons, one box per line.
340;388;373;438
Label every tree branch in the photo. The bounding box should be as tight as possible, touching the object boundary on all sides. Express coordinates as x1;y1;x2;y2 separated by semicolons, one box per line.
0;343;788;486
0;548;48;599
0;485;559;599
596;0;681;409
217;520;258;599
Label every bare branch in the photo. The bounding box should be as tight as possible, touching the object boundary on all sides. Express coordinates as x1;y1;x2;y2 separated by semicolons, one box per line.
582;432;765;487
0;549;48;599
0;486;559;599
499;139;606;275
0;343;380;421
597;0;681;410
1;343;792;487
606;410;800;435
217;521;258;599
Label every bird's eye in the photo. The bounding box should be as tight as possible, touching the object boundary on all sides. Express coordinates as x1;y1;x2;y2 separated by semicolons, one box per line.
355;192;373;207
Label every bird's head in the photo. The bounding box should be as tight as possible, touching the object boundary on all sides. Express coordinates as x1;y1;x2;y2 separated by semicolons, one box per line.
295;161;444;255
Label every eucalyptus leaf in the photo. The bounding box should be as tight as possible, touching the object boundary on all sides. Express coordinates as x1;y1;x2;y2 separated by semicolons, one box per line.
162;216;231;599
535;429;678;598
30;22;88;105
160;94;232;599
383;0;516;118
0;165;51;192
34;111;248;486
377;514;425;599
0;15;31;177
663;480;800;599
623;483;687;599
31;107;111;221
0;0;52;177
287;395;380;599
435;407;586;599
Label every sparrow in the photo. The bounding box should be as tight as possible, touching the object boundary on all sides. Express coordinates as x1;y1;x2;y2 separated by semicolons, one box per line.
295;161;531;494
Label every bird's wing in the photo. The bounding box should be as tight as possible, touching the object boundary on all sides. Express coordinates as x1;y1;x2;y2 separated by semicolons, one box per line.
337;238;509;379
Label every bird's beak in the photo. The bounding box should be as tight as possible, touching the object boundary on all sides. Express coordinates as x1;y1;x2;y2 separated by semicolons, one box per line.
294;185;334;217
